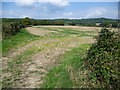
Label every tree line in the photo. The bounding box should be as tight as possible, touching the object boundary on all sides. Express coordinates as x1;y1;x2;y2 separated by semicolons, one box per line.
2;17;119;39
3;17;119;27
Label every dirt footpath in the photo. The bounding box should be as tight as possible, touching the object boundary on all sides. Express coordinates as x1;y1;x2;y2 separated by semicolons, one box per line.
2;26;97;88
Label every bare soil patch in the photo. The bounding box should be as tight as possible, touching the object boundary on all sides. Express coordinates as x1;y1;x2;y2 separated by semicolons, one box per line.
22;36;94;88
26;27;57;36
2;26;96;88
33;25;101;31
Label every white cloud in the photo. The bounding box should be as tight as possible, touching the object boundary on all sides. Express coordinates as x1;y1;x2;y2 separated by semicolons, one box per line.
14;0;70;17
68;0;119;2
2;1;117;19
15;0;69;7
21;15;31;18
85;8;107;18
15;0;36;6
64;12;73;16
3;0;119;2
40;0;69;7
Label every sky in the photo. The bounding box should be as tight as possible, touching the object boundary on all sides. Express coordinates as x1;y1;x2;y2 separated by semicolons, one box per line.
1;0;119;19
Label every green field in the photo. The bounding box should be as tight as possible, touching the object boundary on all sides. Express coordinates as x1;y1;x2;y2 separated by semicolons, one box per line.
2;26;102;88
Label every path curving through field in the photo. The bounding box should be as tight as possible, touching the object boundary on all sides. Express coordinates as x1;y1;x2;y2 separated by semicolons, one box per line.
2;26;100;88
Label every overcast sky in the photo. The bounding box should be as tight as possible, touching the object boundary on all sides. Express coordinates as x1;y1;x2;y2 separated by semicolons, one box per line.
2;0;119;19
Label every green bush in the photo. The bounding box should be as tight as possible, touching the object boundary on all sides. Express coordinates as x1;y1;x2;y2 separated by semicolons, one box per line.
2;17;33;39
2;22;25;39
84;28;120;88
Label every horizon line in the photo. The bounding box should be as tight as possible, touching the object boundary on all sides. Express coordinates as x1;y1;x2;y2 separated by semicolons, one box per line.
1;17;118;20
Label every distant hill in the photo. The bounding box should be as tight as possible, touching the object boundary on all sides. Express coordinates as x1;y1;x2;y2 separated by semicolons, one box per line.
2;17;118;27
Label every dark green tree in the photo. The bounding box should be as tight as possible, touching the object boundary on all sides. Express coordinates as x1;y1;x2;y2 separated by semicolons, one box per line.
22;17;31;27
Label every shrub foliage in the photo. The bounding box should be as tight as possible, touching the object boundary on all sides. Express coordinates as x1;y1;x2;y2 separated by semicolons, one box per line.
2;22;24;39
2;17;31;39
84;28;120;88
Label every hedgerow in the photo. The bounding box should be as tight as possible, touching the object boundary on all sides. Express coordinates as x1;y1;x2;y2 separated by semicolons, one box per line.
84;28;120;88
2;22;25;39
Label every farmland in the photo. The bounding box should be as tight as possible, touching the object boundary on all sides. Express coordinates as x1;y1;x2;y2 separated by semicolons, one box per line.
2;26;100;88
2;24;119;88
2;1;119;88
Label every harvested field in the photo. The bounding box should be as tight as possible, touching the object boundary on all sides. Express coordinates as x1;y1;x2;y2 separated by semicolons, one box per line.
3;26;116;88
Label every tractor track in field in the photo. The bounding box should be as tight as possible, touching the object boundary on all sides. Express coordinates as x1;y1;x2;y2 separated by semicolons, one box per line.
2;26;98;88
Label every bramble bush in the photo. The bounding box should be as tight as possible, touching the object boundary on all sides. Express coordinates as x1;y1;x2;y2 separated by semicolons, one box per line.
84;28;119;88
2;17;32;39
2;22;25;39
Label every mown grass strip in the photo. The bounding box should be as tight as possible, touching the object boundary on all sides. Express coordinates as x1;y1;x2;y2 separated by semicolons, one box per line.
36;27;97;37
40;44;91;88
58;27;97;37
2;36;76;88
2;28;42;56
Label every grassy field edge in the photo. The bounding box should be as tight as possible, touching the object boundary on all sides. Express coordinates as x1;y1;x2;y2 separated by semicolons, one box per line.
40;44;100;88
2;28;42;56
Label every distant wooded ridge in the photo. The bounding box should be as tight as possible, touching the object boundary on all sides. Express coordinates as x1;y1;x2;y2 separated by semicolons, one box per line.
2;17;119;28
